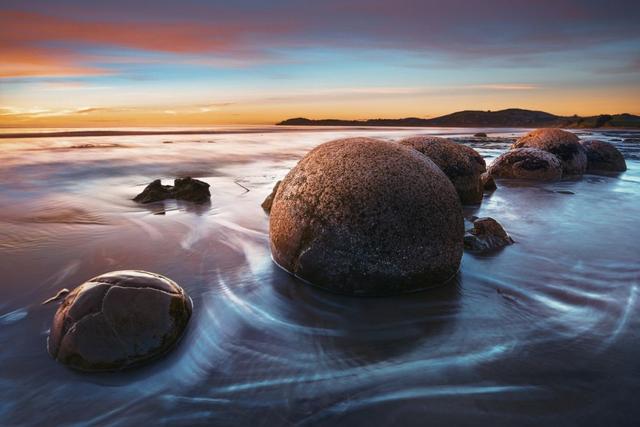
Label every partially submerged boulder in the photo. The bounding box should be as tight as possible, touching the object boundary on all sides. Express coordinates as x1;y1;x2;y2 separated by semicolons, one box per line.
512;129;586;175
261;180;281;213
480;172;497;192
133;177;210;204
399;136;486;204
474;132;488;137
488;148;562;181
580;140;627;173
464;217;514;253
47;270;192;372
270;137;464;296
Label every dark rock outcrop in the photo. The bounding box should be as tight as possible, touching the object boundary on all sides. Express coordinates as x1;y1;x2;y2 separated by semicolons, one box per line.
399;136;486;204
269;138;464;296
474;132;488;137
47;270;192;372
580;140;627;172
464;217;514;253
133;177;210;204
488;148;563;181
512;129;587;175
261;181;281;213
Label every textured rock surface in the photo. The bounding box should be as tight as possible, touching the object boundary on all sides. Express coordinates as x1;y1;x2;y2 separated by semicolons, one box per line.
488;148;563;181
399;136;486;204
580;140;627;172
512;129;586;175
261;180;281;213
48;270;192;371
269;138;464;295
481;172;497;192
464;217;514;253
133;177;210;204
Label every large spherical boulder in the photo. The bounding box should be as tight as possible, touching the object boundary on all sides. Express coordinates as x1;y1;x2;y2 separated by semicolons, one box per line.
269;138;464;296
48;270;192;371
580;140;627;173
512;129;586;175
488;148;563;181
398;136;486;204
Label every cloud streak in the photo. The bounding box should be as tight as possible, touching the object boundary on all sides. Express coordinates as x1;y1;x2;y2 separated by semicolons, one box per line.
2;1;639;78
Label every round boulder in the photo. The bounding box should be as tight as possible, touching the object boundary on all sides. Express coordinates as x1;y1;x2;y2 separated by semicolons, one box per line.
580;140;627;173
512;129;586;175
399;136;486;204
488;148;562;181
269;138;464;296
48;270;192;372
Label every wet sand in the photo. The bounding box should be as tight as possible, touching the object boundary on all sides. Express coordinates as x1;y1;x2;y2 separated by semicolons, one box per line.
0;126;639;426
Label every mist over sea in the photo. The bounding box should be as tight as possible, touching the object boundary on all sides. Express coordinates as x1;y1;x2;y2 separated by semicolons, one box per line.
1;126;639;426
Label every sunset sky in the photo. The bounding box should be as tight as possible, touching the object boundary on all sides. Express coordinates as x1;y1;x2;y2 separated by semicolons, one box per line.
1;0;639;127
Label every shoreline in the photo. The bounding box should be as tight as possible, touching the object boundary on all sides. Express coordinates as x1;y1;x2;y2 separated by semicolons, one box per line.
1;126;638;140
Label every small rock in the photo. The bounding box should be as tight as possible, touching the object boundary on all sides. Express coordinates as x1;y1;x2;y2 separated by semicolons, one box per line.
474;132;488;137
480;172;497;192
133;177;210;204
464;217;514;253
47;270;192;372
580;140;627;173
261;180;281;213
488;148;563;181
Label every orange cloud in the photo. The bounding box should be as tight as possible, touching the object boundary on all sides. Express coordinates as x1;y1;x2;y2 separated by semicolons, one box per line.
0;45;111;78
0;10;295;78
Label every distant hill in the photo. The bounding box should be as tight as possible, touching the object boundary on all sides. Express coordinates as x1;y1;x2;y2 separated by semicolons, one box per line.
277;108;640;128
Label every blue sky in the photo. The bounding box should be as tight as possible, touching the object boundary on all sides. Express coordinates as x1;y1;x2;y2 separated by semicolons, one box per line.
1;0;638;126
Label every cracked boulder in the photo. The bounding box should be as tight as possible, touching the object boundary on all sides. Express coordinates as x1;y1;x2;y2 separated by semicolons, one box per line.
133;177;210;204
47;270;192;372
512;129;587;176
399;136;486;204
488;148;563;181
269;138;464;296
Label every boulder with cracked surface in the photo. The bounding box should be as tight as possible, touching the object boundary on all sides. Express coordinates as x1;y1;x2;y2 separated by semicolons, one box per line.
47;270;192;372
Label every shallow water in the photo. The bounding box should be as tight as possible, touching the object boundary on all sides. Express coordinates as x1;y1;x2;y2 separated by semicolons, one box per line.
0;126;639;426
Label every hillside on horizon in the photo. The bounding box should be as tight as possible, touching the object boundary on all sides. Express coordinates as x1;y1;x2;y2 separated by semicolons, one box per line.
278;108;640;128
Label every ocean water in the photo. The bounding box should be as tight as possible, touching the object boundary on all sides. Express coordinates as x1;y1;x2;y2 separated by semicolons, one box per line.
0;126;639;426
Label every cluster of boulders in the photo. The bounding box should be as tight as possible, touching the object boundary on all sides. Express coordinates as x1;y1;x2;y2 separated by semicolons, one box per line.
45;129;628;372
488;129;626;181
265;136;518;296
264;129;627;296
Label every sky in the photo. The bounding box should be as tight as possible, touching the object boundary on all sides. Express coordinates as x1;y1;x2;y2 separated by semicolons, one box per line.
0;0;639;127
